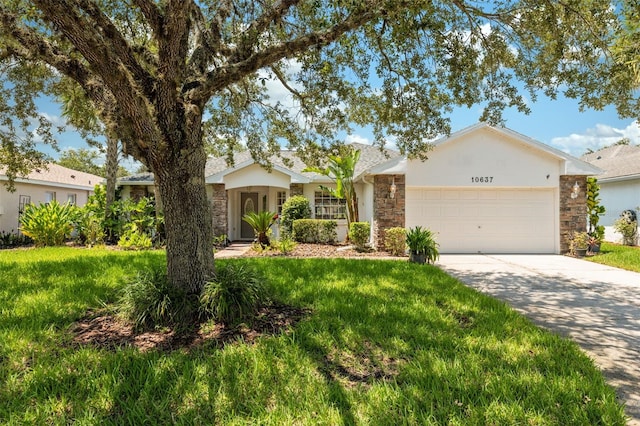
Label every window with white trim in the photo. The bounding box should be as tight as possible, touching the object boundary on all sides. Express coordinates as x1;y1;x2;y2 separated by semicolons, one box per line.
276;191;286;215
67;193;77;205
45;191;56;203
314;191;346;220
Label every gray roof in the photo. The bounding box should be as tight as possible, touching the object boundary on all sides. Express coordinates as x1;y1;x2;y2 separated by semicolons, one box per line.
120;143;401;184
581;144;640;181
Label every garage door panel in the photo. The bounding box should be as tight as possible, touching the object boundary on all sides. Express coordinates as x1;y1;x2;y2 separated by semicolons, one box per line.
406;188;556;254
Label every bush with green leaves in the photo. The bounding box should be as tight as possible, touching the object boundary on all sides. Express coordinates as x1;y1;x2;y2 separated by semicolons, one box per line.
117;227;154;250
118;268;198;331
272;235;297;255
0;230;32;249
349;222;370;250
200;263;269;325
292;219;337;243
614;216;638;246
280;195;311;236
19;201;76;247
384;227;406;256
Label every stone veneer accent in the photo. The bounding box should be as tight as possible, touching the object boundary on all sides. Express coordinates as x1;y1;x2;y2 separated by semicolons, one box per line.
372;174;405;249
289;183;304;196
559;175;588;253
129;185;150;201
211;184;228;237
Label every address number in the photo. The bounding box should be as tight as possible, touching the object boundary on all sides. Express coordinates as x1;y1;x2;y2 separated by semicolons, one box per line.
471;176;493;183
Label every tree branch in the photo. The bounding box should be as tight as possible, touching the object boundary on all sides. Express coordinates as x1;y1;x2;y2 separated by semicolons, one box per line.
194;7;380;103
131;0;163;36
31;0;157;150
76;0;156;101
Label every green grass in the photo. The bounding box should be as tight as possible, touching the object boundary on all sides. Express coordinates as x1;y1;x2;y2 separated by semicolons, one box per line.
586;242;640;272
0;247;627;425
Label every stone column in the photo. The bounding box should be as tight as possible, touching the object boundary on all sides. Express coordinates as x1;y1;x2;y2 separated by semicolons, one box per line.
372;174;405;249
211;184;228;237
559;175;588;253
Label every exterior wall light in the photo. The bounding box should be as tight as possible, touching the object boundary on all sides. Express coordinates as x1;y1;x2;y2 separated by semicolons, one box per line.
389;178;397;199
571;181;580;199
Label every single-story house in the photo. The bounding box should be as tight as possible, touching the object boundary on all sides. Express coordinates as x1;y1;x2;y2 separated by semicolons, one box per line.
119;123;599;254
581;144;640;244
0;163;101;234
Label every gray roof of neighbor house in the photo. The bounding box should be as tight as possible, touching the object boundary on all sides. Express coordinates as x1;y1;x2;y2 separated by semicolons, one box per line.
581;144;640;181
119;142;401;184
0;163;102;190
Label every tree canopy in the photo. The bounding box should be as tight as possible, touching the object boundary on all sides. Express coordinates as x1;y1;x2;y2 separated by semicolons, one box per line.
0;0;637;292
55;147;130;177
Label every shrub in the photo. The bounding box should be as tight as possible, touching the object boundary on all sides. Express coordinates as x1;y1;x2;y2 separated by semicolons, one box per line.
280;195;311;236
118;228;153;250
0;230;32;249
384;227;406;256
349;222;370;250
273;235;297;255
292;219;337;243
118;268;197;331
614;217;638;246
74;212;105;246
19;201;76;247
200;263;268;325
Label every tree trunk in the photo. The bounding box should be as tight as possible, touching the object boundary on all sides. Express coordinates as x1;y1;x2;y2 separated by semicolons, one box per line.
154;147;215;295
105;135;118;242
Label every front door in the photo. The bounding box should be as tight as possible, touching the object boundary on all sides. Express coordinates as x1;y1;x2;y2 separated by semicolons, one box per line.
240;192;259;239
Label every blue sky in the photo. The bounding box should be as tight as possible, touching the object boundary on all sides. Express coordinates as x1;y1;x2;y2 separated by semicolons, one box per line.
37;86;638;170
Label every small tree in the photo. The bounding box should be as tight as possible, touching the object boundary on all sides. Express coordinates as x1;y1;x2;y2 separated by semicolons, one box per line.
303;148;360;231
586;177;606;243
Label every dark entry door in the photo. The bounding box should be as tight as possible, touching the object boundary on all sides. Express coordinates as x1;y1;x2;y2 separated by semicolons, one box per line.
240;192;259;239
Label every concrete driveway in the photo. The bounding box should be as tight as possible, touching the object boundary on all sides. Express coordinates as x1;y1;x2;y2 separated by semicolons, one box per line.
437;254;640;425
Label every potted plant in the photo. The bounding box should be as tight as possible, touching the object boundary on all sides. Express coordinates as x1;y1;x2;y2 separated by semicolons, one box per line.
570;231;589;257
406;226;439;264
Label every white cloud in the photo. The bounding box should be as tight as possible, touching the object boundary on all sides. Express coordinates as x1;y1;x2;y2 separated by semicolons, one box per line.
550;121;640;156
344;134;370;145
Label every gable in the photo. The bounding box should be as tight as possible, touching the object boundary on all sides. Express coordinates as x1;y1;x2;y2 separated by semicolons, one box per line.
223;163;291;190
406;126;564;187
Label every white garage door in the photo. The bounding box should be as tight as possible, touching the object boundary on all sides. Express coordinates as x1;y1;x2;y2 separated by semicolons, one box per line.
406;188;556;254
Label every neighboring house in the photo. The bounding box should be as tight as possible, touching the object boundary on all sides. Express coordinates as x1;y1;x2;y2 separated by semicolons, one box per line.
118;123;598;254
581;144;640;243
0;163;101;234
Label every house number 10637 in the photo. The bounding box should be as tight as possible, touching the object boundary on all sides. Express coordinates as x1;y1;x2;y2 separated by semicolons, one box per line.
471;176;493;183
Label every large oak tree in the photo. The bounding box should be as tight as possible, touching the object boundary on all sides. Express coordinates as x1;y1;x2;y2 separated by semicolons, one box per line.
0;0;635;294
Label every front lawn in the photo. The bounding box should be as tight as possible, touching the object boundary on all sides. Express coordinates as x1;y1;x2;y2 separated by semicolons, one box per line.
586;242;640;273
0;247;627;424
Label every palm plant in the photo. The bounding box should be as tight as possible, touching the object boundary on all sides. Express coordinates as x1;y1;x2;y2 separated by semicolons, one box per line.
242;211;277;247
303;147;360;230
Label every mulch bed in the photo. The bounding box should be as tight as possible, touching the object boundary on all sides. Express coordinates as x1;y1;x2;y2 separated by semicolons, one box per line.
69;304;311;353
69;244;404;353
242;243;405;258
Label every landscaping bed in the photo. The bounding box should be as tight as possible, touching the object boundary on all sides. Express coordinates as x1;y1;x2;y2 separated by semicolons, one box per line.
243;242;402;258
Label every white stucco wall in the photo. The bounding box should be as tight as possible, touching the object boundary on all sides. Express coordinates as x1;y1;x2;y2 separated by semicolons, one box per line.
407;128;563;188
598;178;640;243
0;182;92;234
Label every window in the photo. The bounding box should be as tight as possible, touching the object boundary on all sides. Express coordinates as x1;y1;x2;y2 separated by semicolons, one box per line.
18;195;31;215
45;191;56;203
276;191;286;215
67;193;77;205
314;191;346;220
